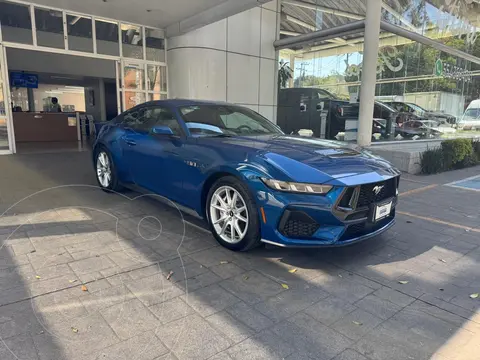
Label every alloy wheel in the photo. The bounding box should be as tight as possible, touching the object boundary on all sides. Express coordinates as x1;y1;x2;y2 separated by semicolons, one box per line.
209;186;249;244
96;151;112;188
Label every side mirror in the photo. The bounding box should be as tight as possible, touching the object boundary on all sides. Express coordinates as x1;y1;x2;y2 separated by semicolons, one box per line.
151;125;174;136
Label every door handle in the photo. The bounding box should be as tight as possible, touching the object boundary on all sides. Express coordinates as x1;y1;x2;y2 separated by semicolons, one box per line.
122;136;137;146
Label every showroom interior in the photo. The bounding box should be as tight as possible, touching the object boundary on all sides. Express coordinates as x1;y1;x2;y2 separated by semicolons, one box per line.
1;0;480;166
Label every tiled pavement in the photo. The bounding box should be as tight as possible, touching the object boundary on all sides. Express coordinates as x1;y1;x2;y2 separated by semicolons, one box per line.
0;152;479;360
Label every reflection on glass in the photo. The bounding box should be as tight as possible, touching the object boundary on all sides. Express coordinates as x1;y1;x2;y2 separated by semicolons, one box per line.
382;0;480;53
121;24;143;59
67;14;93;52
147;65;167;92
0;58;8;150
96;19;119;56
0;0;33;44
35;7;64;49
278;25;480;143
145;28;165;62
123;64;144;90
10;88;29;112
124;91;145;110
148;93;166;101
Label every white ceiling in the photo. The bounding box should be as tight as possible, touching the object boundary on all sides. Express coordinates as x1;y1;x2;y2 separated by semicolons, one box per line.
27;0;230;28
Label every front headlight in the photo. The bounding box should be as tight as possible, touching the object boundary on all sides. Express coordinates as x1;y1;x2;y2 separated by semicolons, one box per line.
261;178;332;194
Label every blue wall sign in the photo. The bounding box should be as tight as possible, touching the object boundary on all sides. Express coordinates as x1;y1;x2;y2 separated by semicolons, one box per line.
10;72;39;88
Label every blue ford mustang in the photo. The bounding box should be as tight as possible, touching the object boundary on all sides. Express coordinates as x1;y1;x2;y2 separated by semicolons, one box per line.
93;99;400;251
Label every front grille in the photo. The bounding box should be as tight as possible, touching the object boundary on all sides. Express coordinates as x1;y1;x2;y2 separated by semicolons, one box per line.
278;210;320;239
357;178;397;208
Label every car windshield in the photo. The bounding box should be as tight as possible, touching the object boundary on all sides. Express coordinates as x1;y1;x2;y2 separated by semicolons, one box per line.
179;105;283;136
463;108;480;119
406;103;426;114
375;102;397;113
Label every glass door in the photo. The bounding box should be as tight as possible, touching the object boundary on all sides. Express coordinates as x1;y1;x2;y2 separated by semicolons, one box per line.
120;60;145;112
117;60;167;113
0;45;14;154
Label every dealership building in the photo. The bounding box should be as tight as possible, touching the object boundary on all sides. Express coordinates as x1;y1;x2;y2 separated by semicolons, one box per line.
0;0;479;170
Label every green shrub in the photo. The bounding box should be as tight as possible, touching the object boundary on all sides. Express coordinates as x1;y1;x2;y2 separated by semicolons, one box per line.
420;147;444;174
441;139;473;169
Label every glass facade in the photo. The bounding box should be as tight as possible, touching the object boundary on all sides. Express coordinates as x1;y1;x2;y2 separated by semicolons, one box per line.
278;0;480;143
0;0;167;153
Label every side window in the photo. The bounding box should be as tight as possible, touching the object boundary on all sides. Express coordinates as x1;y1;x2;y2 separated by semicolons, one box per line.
122;107;147;129
145;107;183;136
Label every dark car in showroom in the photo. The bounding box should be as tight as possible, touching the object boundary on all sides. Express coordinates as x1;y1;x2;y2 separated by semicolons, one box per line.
384;101;457;125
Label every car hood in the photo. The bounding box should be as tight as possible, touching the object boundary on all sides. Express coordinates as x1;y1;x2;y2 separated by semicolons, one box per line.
424;111;454;119
207;135;399;186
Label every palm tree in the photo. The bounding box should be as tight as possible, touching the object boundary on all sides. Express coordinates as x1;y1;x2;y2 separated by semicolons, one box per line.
278;60;293;89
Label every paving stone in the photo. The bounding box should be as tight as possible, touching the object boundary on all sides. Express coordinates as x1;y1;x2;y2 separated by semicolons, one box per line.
69;255;117;275
27;250;73;270
126;273;184;307
225;301;274;332
285;353;316;360
312;276;376;304
219;270;286;305
332;349;369;360
107;249;157;269
0;300;45;339
352;322;439;360
386;306;464;343
176;270;222;292
254;283;329;322
40;310;121;355
304;295;357;326
100;298;160;340
0;263;35;290
373;286;416;307
206;311;254;344
105;272;133;286
80;284;135;313
228;329;295;360
330;309;384;341
167;261;211;283
94;330;168;360
183;283;240;317
10;238;35;255
188;247;235;268
413;297;472;325
155;314;230;360
149;297;195;324
209;262;245;279
33;288;88;320
0;333;40;360
128;263;163;280
272;312;352;360
354;294;402;320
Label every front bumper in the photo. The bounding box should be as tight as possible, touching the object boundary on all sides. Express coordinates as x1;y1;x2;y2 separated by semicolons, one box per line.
254;176;399;248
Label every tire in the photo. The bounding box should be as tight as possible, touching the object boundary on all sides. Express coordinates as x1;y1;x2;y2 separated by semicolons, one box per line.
94;147;123;193
206;176;261;251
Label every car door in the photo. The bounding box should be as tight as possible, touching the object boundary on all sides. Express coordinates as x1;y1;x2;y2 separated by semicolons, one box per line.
121;105;186;199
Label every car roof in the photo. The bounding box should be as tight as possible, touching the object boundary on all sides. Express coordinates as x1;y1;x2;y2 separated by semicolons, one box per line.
467;99;480;109
141;99;235;108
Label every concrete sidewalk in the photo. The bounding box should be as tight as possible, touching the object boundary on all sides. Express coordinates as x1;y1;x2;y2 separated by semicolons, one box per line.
0;153;479;360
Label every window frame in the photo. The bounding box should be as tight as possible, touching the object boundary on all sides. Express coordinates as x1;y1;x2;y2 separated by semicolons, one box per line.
141;105;185;137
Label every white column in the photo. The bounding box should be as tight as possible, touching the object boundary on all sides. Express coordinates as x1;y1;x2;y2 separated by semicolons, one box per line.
357;0;382;146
